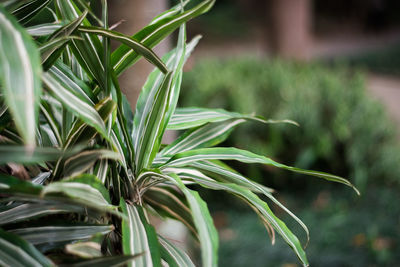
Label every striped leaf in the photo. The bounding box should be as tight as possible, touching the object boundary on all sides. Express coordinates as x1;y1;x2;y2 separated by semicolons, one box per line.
49;61;96;105
65;241;102;258
186;160;309;243
10;225;113;245
111;0;215;76
40;37;78;70
10;0;52;25
27;23;63;36
149;0;190;25
65;255;144;267
167;173;218;267
163;147;359;194
63;149;121;178
168;107;298;130
40;11;88;70
78;26;168;74
55;0;107;91
133;33;200;175
0;145;68;164
42;72;108;140
62;97;116;148
120;200;161;267
172;169;309;266
132;35;200;144
0;202;85;226
0;6;42;147
160;119;246;158
134;71;173;175
42;176;115;211
143;186;196;236
158;235;195;267
0;228;53;267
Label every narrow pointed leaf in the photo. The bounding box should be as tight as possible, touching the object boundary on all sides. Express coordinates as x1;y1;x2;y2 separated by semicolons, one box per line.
64;255;144;267
168;107;298;130
172;169;309;266
10;225;113;245
27;23;63;36
160;119;246;157
63;149;121;177
120;200;161;267
0;202;85;225
0;145;68;164
134;72;173;174
167;174;218;267
78;26;168;73
11;0;51;25
42;72;108;140
112;0;215;75
132;35;200;144
163;147;359;194
0;228;53;267
158;235;195;267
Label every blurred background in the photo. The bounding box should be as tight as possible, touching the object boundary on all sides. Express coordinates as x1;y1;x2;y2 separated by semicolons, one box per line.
109;0;400;266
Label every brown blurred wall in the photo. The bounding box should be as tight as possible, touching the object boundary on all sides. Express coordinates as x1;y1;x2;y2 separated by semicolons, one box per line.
269;0;312;59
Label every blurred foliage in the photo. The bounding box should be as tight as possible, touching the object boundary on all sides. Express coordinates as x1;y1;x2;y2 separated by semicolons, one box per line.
212;185;400;267
181;57;400;266
181;58;400;190
343;43;400;75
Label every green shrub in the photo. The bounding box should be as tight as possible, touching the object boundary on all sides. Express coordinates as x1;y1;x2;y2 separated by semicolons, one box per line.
181;58;400;190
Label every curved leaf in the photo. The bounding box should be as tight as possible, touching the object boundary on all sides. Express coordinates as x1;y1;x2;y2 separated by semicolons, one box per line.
0;6;42;147
168;107;298;130
163;147;359;194
0;228;53;267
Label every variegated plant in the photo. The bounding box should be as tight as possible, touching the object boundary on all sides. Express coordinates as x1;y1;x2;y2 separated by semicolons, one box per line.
0;0;358;266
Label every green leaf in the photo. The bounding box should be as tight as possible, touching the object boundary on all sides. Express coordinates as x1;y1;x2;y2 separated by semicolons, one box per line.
49;61;96;105
27;23;63;36
63;255;144;267
54;0;107;91
163;147;360;194
65;241;102;259
120;200;161;267
167;173;218;267
63;149;121;178
0;173;42;195
188;160;309;244
42;72;108;140
171;169;309;266
42;179;114;211
10;0;52;25
133;33;199;175
40;37;79;70
0;202;85;226
0;145;67;164
134;71;174;175
143;186;196;236
168;107;298;130
10;225;113;245
63;97;116;148
111;0;215;76
0;6;42;147
40;11;88;70
0;228;53;267
149;0;190;25
160;119;246;159
78;26;168;74
158;235;195;267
